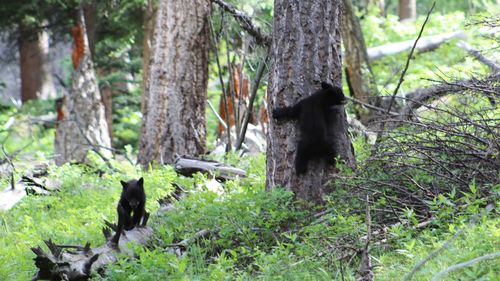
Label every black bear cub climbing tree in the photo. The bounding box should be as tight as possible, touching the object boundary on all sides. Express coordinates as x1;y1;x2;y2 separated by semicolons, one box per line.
272;82;346;174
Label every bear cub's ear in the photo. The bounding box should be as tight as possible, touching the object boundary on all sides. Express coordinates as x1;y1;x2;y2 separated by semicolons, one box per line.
120;180;128;189
321;82;334;89
137;177;144;187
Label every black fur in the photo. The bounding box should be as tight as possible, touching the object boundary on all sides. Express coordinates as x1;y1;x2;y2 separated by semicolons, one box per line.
272;82;346;174
111;178;146;244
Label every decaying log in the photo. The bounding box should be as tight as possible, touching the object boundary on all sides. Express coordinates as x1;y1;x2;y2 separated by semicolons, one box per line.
173;156;246;181
157;182;187;214
367;31;465;60
31;213;152;281
164;228;218;257
22;176;61;195
0;165;61;211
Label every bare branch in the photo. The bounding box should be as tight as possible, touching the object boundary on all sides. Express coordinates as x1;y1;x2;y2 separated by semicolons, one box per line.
211;0;271;46
373;1;435;148
402;204;494;281
401;73;499;117
236;54;268;150
209;19;232;152
456;41;500;72
430;252;500;281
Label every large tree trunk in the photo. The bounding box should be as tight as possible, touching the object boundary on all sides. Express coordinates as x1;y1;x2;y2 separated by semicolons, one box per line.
266;0;355;203
54;9;111;165
399;0;416;21
138;0;210;166
342;0;378;125
19;23;56;103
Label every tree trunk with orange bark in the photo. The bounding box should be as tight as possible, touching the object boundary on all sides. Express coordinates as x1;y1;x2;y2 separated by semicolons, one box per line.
54;8;111;165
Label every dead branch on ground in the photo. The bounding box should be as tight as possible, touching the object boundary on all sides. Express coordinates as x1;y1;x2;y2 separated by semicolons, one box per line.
173;155;247;181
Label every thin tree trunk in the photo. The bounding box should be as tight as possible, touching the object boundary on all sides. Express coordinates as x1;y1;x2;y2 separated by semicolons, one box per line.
399;0;416;21
19;22;56;103
266;0;355;203
140;0;157;111
83;1;97;59
138;0;210;166
84;0;114;143
342;0;378;125
54;8;111;165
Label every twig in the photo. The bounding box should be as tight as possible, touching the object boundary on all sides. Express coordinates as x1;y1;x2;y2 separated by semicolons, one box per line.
164;229;216;249
374;1;436;147
211;0;271;46
210;18;232;152
430;252;500;281
344;96;399;116
356;194;373;281
402;203;494;281
207;100;227;129
235;54;268;150
71;115;117;172
456;41;500;73
236;38;249;130
224;28;239;138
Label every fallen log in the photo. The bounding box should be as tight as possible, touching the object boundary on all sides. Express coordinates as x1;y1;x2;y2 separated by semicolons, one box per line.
367;31;465;60
0;165;61;211
401;73;500;117
164;228;218;257
173;156;246;181
31;221;153;281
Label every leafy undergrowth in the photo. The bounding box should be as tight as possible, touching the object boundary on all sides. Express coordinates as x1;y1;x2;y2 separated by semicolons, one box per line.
100;154;498;281
0;153;497;280
0;161;176;280
376;218;499;280
1;9;498;281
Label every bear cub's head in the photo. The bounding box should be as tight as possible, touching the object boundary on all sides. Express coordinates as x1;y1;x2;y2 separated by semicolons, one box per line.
120;177;145;209
321;82;346;106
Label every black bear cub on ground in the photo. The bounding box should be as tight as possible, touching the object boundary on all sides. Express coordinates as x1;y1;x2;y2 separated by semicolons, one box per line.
111;178;146;244
272;82;346;174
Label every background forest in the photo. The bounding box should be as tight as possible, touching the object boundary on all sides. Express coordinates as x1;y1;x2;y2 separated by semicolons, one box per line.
0;0;498;280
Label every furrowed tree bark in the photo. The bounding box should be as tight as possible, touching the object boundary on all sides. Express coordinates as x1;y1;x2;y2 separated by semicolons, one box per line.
341;0;378;125
19;22;56;103
54;8;111;165
138;0;210;166
266;0;355;203
140;0;157;112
